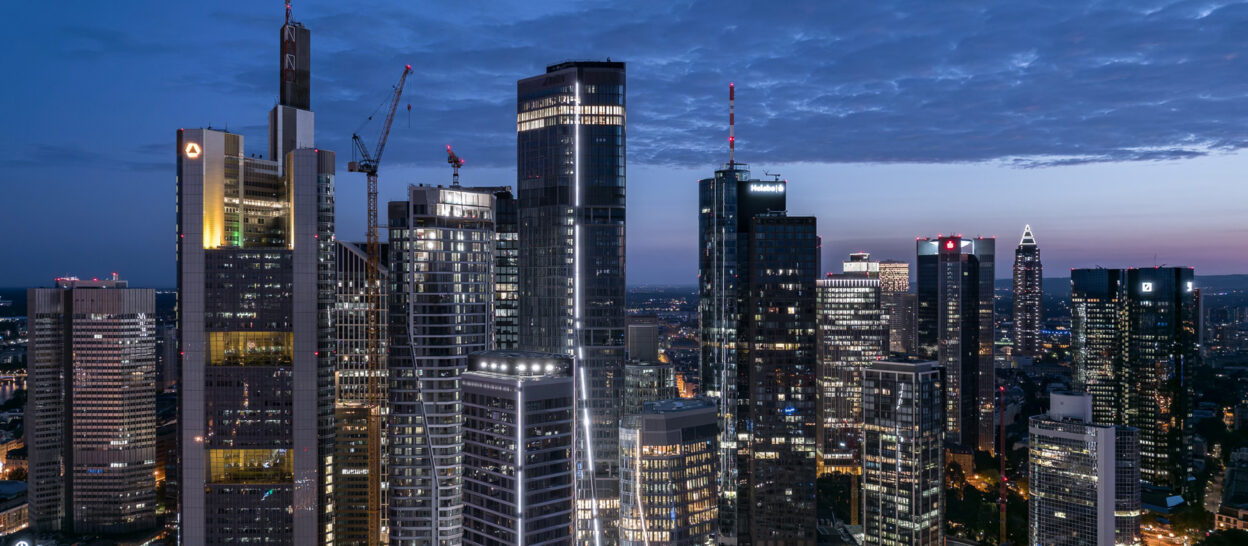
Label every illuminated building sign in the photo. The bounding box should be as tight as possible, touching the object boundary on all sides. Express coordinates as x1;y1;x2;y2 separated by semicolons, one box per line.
945;240;956;250
1142;282;1153;293
185;142;201;159
748;183;784;193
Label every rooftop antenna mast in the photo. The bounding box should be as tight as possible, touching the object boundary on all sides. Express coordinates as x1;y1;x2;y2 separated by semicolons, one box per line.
285;1;291;25
729;82;736;165
447;145;464;187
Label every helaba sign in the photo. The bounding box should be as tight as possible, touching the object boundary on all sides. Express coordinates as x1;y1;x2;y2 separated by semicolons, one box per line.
748;183;784;193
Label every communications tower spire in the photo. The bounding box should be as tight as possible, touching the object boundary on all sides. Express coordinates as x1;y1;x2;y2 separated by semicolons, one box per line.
729;82;736;164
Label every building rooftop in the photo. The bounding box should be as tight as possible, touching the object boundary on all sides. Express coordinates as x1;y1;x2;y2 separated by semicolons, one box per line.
643;397;716;414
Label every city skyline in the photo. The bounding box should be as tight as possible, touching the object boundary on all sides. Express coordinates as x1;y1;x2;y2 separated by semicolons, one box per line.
6;1;1248;287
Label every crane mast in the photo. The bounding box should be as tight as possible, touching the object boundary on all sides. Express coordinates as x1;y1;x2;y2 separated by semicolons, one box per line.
346;63;410;545
349;63;411;407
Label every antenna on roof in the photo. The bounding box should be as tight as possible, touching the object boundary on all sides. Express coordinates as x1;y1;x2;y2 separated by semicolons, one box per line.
285;1;292;25
728;82;736;165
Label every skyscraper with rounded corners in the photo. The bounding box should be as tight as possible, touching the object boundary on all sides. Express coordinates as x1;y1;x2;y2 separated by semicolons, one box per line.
517;61;626;544
1012;225;1043;357
386;184;495;544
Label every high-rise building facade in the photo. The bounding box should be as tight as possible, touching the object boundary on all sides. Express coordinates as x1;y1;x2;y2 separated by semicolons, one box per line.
177;9;335;543
462;351;575;546
622;360;677;418
1070;269;1126;425
28;276;157;536
1070;267;1199;491
879;260;915;355
334;240;388;545
739;213;820;543
916;235;995;452
696;163;787;542
815;272;889;476
619;397;718;546
1029;393;1141;546
387;184;495;544
1012;225;1043;357
861;359;944;546
626;315;660;362
1126;268;1198;491
517;61;627;541
493;188;519;350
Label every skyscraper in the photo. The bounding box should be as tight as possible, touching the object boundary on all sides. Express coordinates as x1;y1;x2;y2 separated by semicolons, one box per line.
739;213;820;543
462;351;575;546
517;60;627;542
816;271;889;476
626;315;660;362
1125;267;1198;491
387;184;495;544
861;359;944;546
916;235;995;452
334;240;388;545
1029;393;1141;546
28;276;157;536
177;8;335;543
493;188;519;350
622;360;677;418
1012;225;1043;357
1070;268;1127;425
1070;267;1199;492
879;260;915;354
697;161;787;542
619;397;718;546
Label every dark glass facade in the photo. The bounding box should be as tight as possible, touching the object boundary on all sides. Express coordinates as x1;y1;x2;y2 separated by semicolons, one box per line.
916;236;995;452
517;61;626;541
1071;267;1198;492
1071;268;1127;426
740;213;819;543
696;165;787;542
1012;226;1043;357
861;360;944;546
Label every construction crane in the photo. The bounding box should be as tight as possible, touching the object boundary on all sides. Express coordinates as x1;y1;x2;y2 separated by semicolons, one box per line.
348;63;411;406
446;145;464;186
347;64;409;545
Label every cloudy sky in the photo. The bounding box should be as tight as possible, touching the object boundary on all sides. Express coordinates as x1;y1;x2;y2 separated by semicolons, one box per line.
3;0;1248;286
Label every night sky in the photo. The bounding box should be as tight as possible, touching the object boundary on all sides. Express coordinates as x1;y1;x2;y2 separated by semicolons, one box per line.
4;0;1248;287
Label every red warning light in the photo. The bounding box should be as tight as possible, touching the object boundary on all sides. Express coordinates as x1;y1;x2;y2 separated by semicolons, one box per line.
405;64;412;71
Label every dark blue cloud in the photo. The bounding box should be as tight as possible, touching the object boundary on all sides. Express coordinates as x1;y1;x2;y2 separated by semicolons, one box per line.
3;0;1248;286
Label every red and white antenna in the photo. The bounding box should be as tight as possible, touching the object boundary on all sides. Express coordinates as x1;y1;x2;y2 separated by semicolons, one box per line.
285;2;292;25
728;82;736;164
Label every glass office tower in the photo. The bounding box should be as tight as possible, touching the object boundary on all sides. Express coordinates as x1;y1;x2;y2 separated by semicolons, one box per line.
517;60;627;543
1070;268;1127;425
916;235;995;452
1029;393;1141;546
861;359;944;546
696;164;787;543
816;272;889;476
1012;225;1043;357
334;240;389;545
462;351;575;546
386;185;495;544
1071;267;1198;492
739;213;819;544
619;398;718;546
